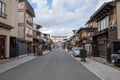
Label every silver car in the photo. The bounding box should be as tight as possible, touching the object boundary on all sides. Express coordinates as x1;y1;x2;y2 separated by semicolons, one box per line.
72;47;81;57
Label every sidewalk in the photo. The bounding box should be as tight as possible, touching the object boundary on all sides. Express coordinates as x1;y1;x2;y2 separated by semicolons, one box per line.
91;57;120;71
0;55;36;74
74;57;120;80
0;50;51;74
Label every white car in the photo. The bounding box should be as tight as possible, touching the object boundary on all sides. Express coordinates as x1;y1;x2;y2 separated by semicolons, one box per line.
72;47;81;57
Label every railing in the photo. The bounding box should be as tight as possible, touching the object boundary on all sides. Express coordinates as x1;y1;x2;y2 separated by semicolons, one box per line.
26;19;33;26
26;33;32;38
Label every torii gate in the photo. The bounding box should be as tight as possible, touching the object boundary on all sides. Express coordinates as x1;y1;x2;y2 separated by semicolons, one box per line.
51;36;68;42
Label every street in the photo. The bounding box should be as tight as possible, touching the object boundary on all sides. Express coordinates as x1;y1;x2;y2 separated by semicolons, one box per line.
0;49;101;80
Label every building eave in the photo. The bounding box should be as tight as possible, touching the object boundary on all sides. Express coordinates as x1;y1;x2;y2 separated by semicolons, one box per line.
90;1;116;21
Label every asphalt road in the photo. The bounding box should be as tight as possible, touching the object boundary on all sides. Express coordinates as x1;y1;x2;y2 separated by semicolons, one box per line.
0;49;101;80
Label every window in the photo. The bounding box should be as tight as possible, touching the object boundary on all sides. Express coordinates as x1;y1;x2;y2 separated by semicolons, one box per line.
0;1;6;18
87;32;93;37
97;16;109;31
98;21;101;31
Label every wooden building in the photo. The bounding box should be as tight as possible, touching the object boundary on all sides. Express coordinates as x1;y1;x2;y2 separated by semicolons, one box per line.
91;1;120;58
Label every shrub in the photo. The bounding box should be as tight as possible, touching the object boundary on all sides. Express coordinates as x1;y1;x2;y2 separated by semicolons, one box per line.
80;49;86;57
80;49;86;62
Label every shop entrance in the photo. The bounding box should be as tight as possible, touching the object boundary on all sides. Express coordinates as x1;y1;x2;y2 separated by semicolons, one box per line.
0;36;5;59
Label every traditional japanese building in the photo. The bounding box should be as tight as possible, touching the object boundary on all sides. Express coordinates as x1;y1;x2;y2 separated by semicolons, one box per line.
71;34;79;47
91;1;120;58
76;26;97;56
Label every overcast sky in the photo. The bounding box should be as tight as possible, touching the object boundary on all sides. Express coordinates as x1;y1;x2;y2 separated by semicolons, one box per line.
28;0;112;37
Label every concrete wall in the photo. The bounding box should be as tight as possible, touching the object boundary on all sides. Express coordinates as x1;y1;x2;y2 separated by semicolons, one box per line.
18;2;25;9
18;27;24;38
116;1;120;39
0;0;18;58
0;0;11;26
10;0;18;37
0;0;18;37
18;12;24;23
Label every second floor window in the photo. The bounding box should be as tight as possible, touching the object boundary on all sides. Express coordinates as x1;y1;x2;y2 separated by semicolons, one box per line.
98;16;109;31
87;32;93;37
0;1;6;18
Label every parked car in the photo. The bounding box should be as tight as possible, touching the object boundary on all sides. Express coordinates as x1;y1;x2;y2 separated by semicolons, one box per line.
111;50;120;65
72;47;81;57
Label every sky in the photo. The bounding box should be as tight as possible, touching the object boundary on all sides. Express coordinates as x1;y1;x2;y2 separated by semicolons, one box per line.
28;0;112;37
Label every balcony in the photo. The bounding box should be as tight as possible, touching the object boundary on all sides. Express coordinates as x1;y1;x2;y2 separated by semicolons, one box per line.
26;33;32;38
26;19;33;26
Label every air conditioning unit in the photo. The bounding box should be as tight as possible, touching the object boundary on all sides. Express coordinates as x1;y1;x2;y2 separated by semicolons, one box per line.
109;20;116;29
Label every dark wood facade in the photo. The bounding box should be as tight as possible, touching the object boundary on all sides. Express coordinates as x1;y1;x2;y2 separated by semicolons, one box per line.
91;1;118;58
76;27;97;47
